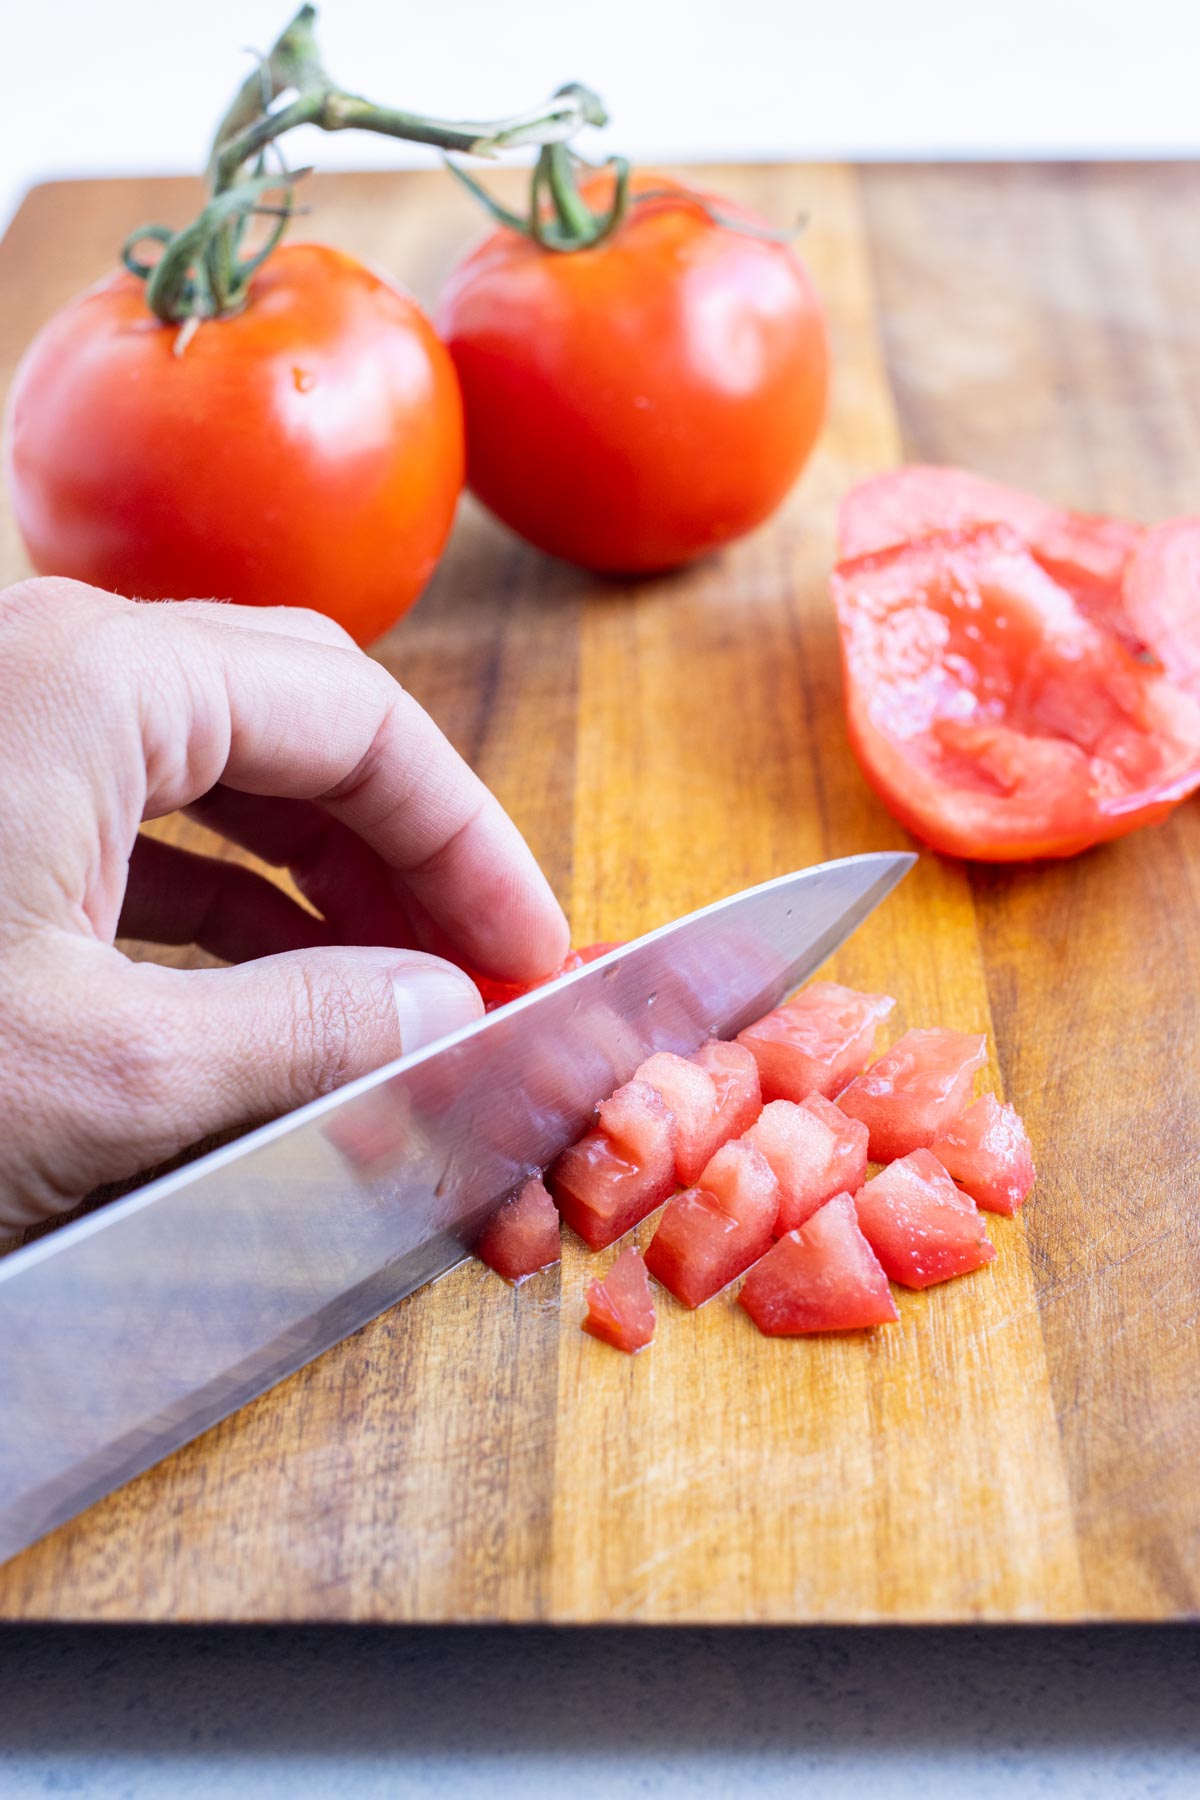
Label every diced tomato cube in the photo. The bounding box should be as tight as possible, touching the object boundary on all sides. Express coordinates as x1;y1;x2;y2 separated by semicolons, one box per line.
737;981;895;1102
582;1247;656;1353
738;1193;899;1334
550;1079;677;1250
930;1094;1036;1216
635;1051;722;1186
854;1149;996;1288
635;1038;763;1184
745;1096;870;1234
837;1028;987;1162
644;1138;778;1308
692;1037;763;1144
474;1175;561;1282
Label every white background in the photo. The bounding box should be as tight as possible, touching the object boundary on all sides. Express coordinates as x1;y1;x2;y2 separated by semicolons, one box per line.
3;0;1200;231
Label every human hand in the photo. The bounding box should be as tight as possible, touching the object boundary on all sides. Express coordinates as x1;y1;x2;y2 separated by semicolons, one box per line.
0;579;570;1230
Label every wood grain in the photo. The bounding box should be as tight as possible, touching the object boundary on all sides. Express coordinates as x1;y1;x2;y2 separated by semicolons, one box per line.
0;163;1195;1621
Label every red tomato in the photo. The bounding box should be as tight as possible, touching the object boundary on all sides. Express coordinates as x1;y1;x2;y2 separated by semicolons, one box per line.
739;1194;899;1335
838;465;1144;647
474;1176;561;1282
854;1150;996;1289
582;1248;656;1354
551;1078;676;1250
832;524;1200;860
644;1137;778;1309
930;1095;1036;1217
4;243;464;644
436;173;829;573
737;981;896;1102
473;942;619;1011
1121;518;1200;698
837;1028;987;1163
745;1097;869;1235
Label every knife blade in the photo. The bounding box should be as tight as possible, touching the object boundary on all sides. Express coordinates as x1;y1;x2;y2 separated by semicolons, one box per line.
0;849;914;1564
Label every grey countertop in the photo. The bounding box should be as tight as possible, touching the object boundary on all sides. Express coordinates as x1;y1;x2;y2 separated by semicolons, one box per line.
1;1625;1197;1796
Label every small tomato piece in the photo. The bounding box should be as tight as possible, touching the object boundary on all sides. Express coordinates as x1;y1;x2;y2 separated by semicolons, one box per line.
475;1176;561;1282
738;1193;899;1335
644;1138;778;1308
737;981;896;1102
583;1247;656;1353
854;1150;996;1289
746;1096;870;1234
930;1094;1036;1216
837;1028;987;1163
550;1079;676;1250
831;524;1200;860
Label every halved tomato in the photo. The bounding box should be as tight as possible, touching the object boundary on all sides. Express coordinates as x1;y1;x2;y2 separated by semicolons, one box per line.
930;1094;1035;1216
831;524;1200;860
854;1150;996;1288
738;1193;899;1335
837;1028;986;1163
582;1247;656;1353
475;1176;561;1282
1121;518;1200;699
837;465;1143;644
644;1138;778;1308
745;1096;869;1234
737;981;895;1102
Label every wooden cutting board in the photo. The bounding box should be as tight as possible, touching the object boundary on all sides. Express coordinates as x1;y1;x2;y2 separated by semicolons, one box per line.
0;163;1197;1623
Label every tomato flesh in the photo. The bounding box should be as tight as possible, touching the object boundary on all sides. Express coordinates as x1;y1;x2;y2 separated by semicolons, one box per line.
745;1096;869;1234
644;1139;779;1308
837;1028;986;1163
474;942;619;1012
930;1094;1036;1216
582;1247;656;1353
739;1193;899;1335
635;1038;762;1185
475;1176;561;1282
837;465;1144;644
550;1078;676;1250
4;244;464;645
1121;518;1200;699
737;981;896;1103
854;1150;996;1288
436;173;828;574
832;524;1200;860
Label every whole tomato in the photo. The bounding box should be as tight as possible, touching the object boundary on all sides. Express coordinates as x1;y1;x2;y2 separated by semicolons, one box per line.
436;173;828;574
5;243;464;644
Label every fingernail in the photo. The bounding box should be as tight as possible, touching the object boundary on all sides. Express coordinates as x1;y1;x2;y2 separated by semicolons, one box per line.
393;964;483;1054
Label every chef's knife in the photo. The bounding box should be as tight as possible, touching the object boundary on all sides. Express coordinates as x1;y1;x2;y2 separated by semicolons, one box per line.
0;850;914;1564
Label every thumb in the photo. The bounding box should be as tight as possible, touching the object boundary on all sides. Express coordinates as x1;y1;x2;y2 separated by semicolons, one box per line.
169;946;486;1129
1;943;484;1231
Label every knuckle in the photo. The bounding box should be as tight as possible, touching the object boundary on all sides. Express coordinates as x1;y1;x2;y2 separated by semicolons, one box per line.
294;962;365;1099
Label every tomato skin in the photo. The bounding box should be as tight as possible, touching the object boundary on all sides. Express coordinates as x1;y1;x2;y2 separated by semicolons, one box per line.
4;243;464;644
436;174;828;573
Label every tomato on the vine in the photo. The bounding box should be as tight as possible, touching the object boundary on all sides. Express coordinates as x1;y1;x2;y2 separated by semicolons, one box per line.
436;172;829;574
5;243;464;645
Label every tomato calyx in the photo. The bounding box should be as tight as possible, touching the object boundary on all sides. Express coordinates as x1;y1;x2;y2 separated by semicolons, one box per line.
447;138;807;256
121;4;605;325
